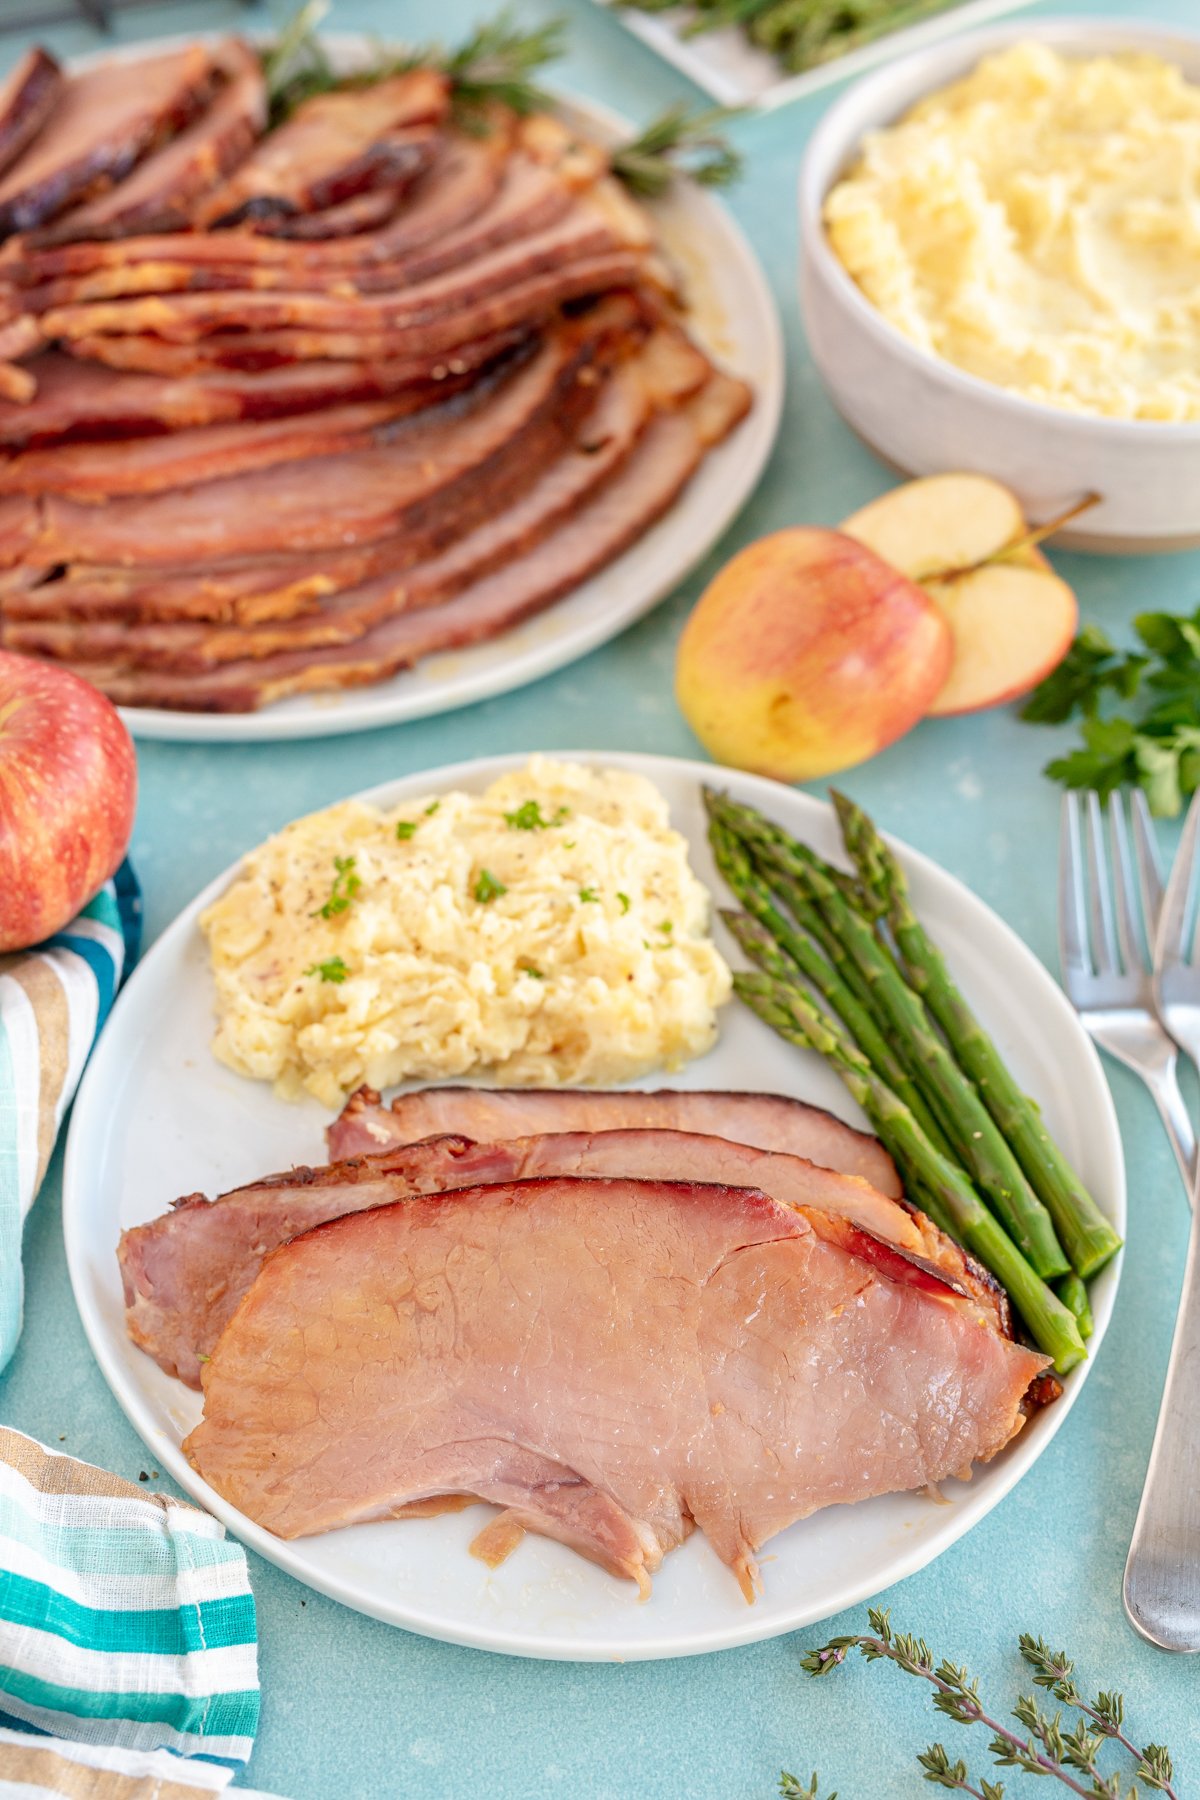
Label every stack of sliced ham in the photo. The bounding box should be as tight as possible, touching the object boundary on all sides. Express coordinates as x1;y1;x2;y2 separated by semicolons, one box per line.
120;1083;1050;1601
0;40;753;710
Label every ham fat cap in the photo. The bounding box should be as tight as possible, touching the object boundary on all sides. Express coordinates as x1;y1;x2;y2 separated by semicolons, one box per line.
183;1176;1048;1598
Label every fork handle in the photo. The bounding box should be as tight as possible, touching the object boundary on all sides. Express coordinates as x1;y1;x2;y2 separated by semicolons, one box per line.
1123;1181;1200;1651
1146;1064;1198;1198
1099;1037;1196;1198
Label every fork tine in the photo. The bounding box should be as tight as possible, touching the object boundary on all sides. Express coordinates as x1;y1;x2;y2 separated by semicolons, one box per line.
1059;792;1089;976
1130;788;1165;939
1156;789;1200;967
1108;792;1146;974
1084;791;1118;974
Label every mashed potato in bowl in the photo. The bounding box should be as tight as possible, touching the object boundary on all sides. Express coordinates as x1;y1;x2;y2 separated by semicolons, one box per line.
200;757;731;1106
823;42;1200;421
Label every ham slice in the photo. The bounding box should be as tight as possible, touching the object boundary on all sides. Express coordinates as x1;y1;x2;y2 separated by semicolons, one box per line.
0;49;62;182
0;331;525;448
40;206;634;343
192;70;448;227
0;44;219;237
5;131;509;280
17;154;574;307
24;321;606;566
65;367;749;709
182;1176;1047;1593
329;1081;901;1196
0;385;486;502
7;347;662;663
60;250;648;374
121;1127;941;1388
28;41;266;243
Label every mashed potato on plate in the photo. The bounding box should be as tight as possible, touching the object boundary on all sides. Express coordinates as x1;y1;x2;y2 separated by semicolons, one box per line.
200;757;731;1105
824;43;1200;421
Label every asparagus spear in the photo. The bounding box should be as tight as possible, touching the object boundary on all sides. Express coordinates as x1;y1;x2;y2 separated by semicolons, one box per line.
710;823;955;1156
722;905;957;1160
831;790;1122;1280
1056;1273;1094;1343
734;971;1086;1373
708;793;1070;1280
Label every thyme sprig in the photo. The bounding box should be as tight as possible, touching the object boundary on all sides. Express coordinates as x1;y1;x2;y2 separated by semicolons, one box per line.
792;1610;1178;1800
262;5;741;192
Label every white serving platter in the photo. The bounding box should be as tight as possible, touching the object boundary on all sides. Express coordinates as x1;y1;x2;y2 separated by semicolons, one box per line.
63;751;1124;1661
590;0;1036;109
64;37;784;742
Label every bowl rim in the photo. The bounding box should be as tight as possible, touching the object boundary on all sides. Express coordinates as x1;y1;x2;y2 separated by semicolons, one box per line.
798;13;1200;442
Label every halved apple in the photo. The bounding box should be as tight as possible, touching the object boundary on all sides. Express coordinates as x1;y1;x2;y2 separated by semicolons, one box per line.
919;560;1078;715
840;474;1078;716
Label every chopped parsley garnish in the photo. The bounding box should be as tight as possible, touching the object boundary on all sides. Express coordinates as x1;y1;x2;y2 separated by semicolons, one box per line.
504;800;570;831
395;819;418;840
521;964;545;980
657;920;674;936
424;800;441;816
578;886;600;903
474;868;507;903
311;855;361;919
305;956;349;983
616;891;631;914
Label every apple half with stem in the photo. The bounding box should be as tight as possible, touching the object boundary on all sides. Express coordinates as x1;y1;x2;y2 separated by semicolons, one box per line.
841;474;1078;717
675;527;953;781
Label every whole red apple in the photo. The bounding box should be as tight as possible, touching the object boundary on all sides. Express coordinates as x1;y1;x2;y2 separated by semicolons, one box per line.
0;652;137;953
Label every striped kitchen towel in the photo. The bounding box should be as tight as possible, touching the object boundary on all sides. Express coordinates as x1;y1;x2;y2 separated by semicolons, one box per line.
0;862;142;1373
0;1727;284;1798
0;1428;260;1768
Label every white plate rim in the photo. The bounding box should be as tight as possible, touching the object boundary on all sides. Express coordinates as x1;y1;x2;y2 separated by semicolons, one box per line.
57;38;784;743
63;750;1124;1660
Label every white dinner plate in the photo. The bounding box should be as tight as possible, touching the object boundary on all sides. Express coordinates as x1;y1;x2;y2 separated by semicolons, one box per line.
63;752;1124;1661
75;37;783;743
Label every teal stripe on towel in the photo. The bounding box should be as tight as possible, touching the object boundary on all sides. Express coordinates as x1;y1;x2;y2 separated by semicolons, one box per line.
0;1666;260;1742
0;1572;257;1655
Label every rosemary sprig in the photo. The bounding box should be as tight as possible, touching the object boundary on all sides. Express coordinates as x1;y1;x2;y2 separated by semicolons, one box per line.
263;6;563;128
610;103;743;196
262;6;741;193
791;1611;1178;1799
440;14;565;126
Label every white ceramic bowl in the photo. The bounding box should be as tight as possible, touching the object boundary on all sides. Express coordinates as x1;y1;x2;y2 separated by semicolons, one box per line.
799;17;1200;552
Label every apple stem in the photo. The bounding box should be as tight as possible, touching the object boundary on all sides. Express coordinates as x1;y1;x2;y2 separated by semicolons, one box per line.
920;491;1102;586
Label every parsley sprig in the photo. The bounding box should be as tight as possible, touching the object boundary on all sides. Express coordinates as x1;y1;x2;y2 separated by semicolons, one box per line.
1021;611;1200;817
789;1610;1177;1799
474;868;507;903
311;855;361;919
304;956;348;983
504;800;570;831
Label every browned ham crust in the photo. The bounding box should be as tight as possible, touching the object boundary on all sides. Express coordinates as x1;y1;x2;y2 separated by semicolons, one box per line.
0;44;220;237
0;49;62;183
191;69;448;228
26;40;266;244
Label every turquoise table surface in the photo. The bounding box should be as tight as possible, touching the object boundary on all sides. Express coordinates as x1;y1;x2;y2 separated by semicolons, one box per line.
3;0;1200;1792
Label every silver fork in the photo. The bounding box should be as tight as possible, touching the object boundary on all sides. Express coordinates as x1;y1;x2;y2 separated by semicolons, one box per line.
1059;790;1195;1192
1124;789;1200;1653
